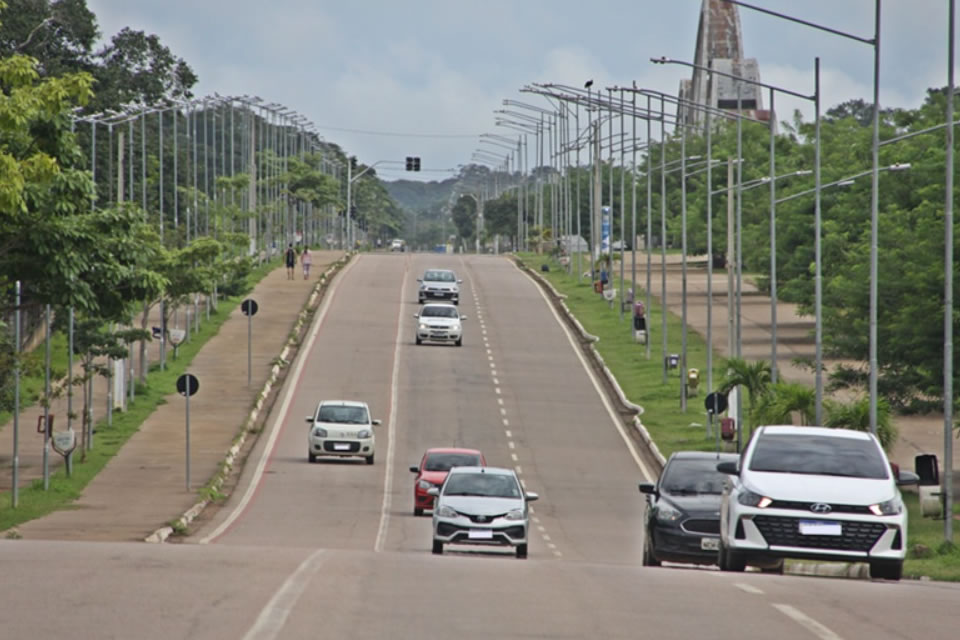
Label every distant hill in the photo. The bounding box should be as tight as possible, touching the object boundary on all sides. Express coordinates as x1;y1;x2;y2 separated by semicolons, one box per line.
381;177;458;214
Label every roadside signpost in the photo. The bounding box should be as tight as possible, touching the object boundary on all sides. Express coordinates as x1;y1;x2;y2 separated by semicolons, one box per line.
705;391;729;452
51;427;77;477
177;373;199;490
241;298;258;387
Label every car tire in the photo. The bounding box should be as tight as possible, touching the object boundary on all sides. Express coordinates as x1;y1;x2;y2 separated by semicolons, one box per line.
869;560;903;581
414;507;424;517
432;540;443;555
455;337;462;347
366;453;375;465
416;336;422;345
516;544;528;559
718;542;746;572
642;540;661;567
308;452;317;463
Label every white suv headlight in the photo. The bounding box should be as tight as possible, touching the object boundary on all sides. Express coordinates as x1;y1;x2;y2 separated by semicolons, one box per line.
869;497;902;516
436;505;458;518
737;490;772;508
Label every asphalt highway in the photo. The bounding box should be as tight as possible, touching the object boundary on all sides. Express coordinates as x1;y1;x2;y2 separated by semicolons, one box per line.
2;253;958;639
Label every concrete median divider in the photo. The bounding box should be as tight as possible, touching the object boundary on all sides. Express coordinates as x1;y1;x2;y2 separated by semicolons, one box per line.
145;254;353;544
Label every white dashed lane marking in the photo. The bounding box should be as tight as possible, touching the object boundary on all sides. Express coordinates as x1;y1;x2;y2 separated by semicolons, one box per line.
504;429;511;437
734;583;764;595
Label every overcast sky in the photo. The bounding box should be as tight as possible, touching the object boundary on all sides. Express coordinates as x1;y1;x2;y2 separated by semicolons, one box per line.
86;0;955;182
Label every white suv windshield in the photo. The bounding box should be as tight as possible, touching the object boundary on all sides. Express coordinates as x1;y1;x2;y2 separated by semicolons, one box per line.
748;433;889;479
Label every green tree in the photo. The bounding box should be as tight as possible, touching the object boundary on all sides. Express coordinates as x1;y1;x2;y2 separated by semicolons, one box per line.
823;396;897;451
718;357;772;434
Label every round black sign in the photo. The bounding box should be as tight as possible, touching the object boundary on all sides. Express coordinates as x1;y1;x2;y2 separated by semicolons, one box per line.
241;298;259;316
704;391;728;415
176;373;200;397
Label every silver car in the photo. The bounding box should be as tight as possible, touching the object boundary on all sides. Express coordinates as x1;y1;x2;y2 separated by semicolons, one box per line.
429;466;538;558
418;269;461;304
415;303;466;346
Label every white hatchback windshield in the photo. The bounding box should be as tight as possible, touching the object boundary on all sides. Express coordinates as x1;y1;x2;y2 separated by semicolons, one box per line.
748;433;889;479
316;405;369;424
421;306;458;318
424;270;456;283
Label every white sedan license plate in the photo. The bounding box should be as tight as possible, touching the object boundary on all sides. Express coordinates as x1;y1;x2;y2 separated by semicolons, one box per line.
468;529;494;540
700;537;719;551
799;520;842;536
333;443;351;451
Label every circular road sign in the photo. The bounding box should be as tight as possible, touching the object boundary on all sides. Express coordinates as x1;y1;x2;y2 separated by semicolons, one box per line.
704;391;728;415
176;373;200;397
241;298;258;317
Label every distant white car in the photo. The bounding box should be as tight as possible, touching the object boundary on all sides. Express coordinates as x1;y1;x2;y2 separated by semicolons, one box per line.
305;400;381;465
418;268;461;304
390;238;405;252
716;425;914;580
414;303;465;346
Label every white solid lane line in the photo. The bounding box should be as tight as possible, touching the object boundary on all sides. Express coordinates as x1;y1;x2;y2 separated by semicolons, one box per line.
199;257;359;544
242;550;327;640
374;261;409;553
734;583;764;595
517;262;656;483
772;604;845;640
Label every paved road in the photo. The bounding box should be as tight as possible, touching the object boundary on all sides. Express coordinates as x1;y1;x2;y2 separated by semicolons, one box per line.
2;253;959;639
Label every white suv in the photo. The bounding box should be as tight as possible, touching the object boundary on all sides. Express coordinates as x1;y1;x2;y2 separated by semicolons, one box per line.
716;425;911;580
306;400;380;465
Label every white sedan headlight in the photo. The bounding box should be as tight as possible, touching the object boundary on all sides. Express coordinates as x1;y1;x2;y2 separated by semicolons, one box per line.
436;505;458;518
419;323;429;330
504;509;525;521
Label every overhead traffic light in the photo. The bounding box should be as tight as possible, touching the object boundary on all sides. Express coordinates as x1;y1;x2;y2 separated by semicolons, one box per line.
405;156;421;171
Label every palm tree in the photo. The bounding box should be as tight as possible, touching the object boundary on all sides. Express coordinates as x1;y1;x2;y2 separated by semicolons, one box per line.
753;382;816;426
718;357;772;435
823;396;897;451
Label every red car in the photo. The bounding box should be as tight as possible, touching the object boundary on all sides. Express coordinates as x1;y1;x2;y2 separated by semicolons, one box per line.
409;448;486;516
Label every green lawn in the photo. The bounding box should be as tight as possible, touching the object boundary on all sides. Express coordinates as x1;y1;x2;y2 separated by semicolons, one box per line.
517;252;960;581
0;258;280;533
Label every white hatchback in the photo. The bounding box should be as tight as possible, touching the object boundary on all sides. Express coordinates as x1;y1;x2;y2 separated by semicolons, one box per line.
306;400;381;465
414;303;466;346
716;425;913;580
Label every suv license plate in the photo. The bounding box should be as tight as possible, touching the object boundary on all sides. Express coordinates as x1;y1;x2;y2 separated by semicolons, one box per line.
468;529;493;540
799;520;842;536
700;537;719;551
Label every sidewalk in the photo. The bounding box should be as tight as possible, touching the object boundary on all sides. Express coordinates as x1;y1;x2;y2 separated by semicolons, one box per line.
609;254;959;482
3;251;343;540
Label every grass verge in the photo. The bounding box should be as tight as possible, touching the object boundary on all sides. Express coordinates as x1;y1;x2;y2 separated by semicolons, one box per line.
517;252;960;581
0;258;279;532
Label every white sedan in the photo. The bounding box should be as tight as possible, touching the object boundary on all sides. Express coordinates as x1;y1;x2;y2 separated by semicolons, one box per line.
414;303;466;346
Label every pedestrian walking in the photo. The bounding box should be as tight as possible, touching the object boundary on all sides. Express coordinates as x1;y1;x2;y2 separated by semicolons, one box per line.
285;244;297;280
301;246;313;280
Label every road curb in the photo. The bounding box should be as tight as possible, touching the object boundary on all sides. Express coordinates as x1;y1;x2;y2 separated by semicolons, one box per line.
145;254;353;544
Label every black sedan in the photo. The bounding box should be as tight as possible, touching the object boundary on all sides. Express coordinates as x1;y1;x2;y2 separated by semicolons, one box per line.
639;451;739;567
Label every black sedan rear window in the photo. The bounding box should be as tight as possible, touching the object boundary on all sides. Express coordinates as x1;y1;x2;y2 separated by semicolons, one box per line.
748;433;889;479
